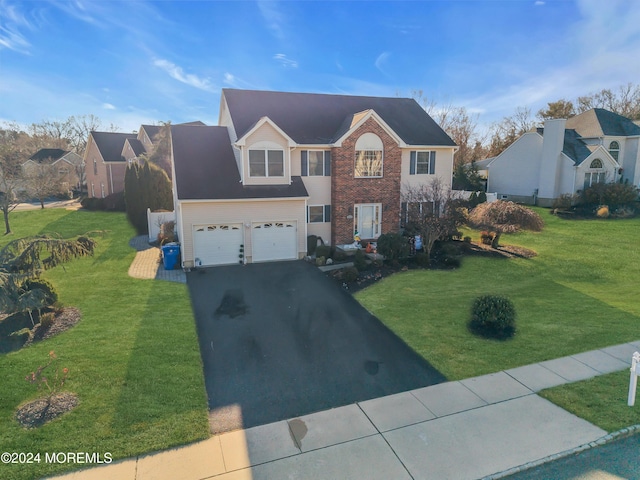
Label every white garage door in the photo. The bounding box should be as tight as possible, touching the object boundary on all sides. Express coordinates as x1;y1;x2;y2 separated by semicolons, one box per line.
193;224;243;266
252;221;297;262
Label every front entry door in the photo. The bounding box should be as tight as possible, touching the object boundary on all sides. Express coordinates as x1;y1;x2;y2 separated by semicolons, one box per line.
355;204;381;239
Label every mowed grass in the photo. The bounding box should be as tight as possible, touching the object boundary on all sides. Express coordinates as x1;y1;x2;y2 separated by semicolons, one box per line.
356;209;640;380
0;209;209;480
539;370;640;433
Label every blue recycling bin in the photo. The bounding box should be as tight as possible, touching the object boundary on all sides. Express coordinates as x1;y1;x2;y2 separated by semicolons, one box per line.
161;243;180;270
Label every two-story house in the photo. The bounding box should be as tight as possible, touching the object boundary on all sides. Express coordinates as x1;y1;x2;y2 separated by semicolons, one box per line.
23;148;83;193
485;109;640;206
171;89;457;267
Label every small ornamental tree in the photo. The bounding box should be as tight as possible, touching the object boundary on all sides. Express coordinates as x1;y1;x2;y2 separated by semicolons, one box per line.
0;234;96;321
468;200;544;247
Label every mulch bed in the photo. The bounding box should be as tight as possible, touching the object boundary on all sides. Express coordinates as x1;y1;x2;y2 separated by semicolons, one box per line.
15;392;79;429
326;241;537;294
23;307;82;346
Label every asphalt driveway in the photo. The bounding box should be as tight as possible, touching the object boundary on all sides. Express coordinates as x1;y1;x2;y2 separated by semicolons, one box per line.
187;260;445;434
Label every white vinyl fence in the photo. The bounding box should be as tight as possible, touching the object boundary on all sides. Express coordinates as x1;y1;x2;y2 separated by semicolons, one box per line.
451;190;498;203
147;209;175;242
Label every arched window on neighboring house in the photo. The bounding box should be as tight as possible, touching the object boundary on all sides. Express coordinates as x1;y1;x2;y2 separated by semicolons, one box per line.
584;158;606;189
609;141;620;161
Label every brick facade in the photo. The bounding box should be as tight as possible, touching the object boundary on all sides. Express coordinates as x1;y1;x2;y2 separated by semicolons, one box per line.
331;117;402;244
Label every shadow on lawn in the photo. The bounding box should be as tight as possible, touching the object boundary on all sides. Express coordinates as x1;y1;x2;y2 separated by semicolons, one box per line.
110;282;209;449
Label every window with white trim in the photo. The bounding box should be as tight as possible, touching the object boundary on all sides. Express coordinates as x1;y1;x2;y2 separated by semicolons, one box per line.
308;151;325;176
609;141;620;161
249;149;284;177
584;158;606;188
409;151;436;175
354;133;383;178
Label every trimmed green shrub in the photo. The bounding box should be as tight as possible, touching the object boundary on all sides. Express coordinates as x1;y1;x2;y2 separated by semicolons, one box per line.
315;256;326;266
469;295;516;340
333;249;347;262
125;160;174;235
477;191;487;204
103;191;126;211
443;255;461;268
354;249;367;270
582;182;639;209
376;233;409;262
80;197;105;211
315;245;331;259
342;267;358;283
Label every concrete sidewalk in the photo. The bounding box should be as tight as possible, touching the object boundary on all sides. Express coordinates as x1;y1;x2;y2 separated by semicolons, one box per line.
49;340;640;480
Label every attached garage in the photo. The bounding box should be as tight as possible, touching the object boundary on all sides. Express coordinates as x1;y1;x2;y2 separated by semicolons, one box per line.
193;224;243;266
252;221;297;262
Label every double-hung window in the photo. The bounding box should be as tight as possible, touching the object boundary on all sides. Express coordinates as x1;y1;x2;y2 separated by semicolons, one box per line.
301;151;331;176
249;149;284;177
409;151;436;175
308;205;331;223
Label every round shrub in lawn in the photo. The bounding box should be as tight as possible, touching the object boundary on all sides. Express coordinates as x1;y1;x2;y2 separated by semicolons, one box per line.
469;295;516;340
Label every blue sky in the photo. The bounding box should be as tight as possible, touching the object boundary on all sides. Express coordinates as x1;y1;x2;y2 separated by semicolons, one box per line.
1;0;639;134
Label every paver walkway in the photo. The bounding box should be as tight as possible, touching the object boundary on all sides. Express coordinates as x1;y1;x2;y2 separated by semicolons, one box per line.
50;340;640;480
128;236;186;283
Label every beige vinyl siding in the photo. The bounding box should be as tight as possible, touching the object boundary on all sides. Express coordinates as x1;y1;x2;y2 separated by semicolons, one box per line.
242;123;291;186
400;148;454;190
179;198;306;266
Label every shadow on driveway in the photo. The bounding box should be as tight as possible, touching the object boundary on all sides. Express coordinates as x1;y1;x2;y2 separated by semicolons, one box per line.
187;260;445;434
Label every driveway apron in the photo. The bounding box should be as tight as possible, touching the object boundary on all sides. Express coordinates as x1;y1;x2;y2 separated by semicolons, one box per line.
187;260;445;433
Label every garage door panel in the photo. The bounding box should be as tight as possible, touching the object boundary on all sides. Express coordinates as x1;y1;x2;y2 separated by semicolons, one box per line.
193;224;243;266
252;221;297;262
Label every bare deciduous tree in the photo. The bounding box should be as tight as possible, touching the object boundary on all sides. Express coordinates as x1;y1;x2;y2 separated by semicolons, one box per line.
23;161;66;209
402;177;466;263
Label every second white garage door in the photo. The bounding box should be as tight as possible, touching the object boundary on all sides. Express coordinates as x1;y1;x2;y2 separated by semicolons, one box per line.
252;221;297;262
193;224;243;266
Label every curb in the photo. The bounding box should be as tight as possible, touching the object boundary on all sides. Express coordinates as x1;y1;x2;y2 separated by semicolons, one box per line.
483;424;640;479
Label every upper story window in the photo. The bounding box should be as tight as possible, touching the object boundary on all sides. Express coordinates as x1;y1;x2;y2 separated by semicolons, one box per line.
301;150;331;176
249;149;284;177
409;151;436;175
590;158;603;169
354;133;383;178
93;159;98;175
609;141;620;161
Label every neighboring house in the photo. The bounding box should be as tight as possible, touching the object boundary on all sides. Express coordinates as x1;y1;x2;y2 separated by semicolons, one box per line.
84;131;138;198
84;123;204;198
485;109;640;206
171;88;457;267
23;148;83;192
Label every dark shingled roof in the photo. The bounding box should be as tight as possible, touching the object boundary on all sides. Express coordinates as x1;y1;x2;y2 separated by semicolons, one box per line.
28;148;68;163
91;131;137;162
223;89;456;146
140;125;161;141
171;125;308;200
566;108;640;137
125;138;146;157
562;129;593;165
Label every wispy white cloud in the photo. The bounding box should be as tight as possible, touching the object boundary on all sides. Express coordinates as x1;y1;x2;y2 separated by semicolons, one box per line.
102;103;116;110
273;53;298;69
257;0;286;40
534;1;545;6
0;0;33;54
374;51;391;76
153;59;216;92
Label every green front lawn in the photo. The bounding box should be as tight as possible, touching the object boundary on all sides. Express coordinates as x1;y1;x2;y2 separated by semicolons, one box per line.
539;370;640;433
0;210;209;480
356;209;640;380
